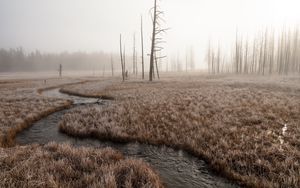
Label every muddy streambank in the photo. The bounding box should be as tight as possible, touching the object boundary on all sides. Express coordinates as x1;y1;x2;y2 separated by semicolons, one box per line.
16;88;238;188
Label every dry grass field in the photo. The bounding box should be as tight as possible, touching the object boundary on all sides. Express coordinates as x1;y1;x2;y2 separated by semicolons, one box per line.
0;78;85;147
59;75;300;188
0;77;114;147
0;77;164;188
0;142;162;188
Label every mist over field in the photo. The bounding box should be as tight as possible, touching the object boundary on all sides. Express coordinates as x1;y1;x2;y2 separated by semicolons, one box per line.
0;0;300;72
0;1;300;188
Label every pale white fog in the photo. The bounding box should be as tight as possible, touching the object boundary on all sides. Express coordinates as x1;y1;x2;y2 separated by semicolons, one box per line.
1;0;299;72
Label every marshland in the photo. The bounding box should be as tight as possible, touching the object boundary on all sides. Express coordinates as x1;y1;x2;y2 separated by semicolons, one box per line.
1;0;300;188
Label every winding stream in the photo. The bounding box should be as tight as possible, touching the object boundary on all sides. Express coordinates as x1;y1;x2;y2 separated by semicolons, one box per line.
16;88;238;188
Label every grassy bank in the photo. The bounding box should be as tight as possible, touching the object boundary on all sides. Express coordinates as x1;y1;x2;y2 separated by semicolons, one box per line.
59;75;300;188
0;78;92;147
0;100;72;147
59;79;117;100
0;142;163;188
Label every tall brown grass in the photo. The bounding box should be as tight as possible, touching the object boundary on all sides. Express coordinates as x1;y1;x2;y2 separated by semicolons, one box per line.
59;75;300;188
0;142;163;188
0;78;99;147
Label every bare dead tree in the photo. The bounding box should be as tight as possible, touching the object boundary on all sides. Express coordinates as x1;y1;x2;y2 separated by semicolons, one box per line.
149;0;157;81
279;30;285;75
135;51;138;75
262;29;268;75
258;35;264;74
59;64;62;77
133;33;136;75
291;28;299;73
111;54;114;77
217;44;221;74
123;45;126;79
185;48;188;72
141;16;145;79
244;40;248;74
206;26;300;76
206;41;211;73
176;52;182;72
284;30;292;75
239;39;243;74
235;30;240;74
211;50;215;74
251;38;257;73
119;34;125;81
155;54;160;79
269;30;275;75
190;46;195;71
149;0;168;81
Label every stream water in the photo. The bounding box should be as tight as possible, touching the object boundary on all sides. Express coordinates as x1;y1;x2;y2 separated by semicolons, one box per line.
16;88;238;188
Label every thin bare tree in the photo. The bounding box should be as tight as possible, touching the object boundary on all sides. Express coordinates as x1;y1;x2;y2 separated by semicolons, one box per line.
206;41;211;73
149;0;167;81
119;34;125;81
140;15;145;79
207;26;300;76
155;55;160;79
59;64;62;77
190;46;195;71
185;48;188;72
133;33;136;75
123;46;126;78
111;54;114;77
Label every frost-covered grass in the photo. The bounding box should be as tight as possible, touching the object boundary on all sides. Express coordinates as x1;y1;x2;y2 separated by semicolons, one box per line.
0;78;91;147
0;142;163;188
60;75;300;188
60;79;118;99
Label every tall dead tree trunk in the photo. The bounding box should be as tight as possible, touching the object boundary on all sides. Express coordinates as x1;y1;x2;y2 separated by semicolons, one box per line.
239;39;243;74
251;39;257;73
258;37;264;74
141;16;145;79
235;31;240;74
133;34;136;75
291;28;299;73
262;29;268;75
208;26;299;75
207;41;211;73
149;0;157;81
217;45;221;74
59;64;62;77
190;46;195;71
211;51;215;74
135;51;138;75
186;49;188;72
111;55;114;77
119;34;125;81
149;0;167;81
123;46;126;78
269;31;275;75
155;55;160;79
244;40;248;74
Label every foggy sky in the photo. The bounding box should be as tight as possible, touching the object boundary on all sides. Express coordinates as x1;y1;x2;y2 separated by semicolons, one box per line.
0;0;299;68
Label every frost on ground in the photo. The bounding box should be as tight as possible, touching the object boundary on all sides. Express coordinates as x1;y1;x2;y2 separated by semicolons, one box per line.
60;79;118;99
0;142;163;188
60;75;300;188
0;78;88;147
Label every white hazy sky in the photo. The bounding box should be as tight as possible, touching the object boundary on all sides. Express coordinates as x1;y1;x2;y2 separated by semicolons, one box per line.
0;0;299;67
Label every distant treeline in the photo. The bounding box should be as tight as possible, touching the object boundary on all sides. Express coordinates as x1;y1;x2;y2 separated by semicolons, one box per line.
0;48;121;72
207;27;300;75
